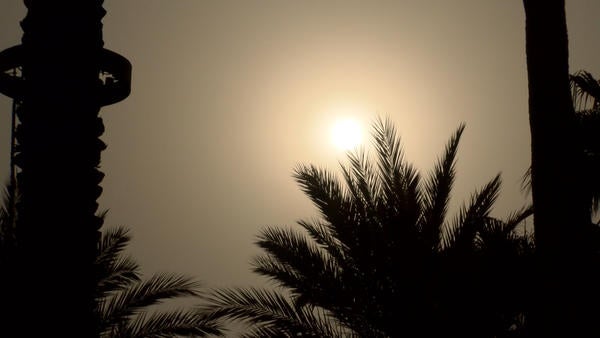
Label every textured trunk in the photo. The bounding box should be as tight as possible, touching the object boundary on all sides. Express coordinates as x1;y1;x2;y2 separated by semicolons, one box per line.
14;1;106;336
522;0;593;336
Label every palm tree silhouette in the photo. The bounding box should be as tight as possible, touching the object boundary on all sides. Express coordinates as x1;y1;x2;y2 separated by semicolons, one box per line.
203;287;356;337
0;189;223;337
203;117;532;337
95;225;223;337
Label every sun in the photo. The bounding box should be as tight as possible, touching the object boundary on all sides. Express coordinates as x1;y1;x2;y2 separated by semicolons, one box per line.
331;118;364;151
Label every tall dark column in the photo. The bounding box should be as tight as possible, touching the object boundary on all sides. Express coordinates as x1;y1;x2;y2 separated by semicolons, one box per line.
18;1;106;335
0;1;130;335
523;0;593;336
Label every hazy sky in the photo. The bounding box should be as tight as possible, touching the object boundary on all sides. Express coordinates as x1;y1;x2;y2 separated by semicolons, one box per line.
1;0;600;292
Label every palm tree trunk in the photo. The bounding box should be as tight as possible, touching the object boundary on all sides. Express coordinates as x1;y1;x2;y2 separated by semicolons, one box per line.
522;0;593;335
15;1;106;335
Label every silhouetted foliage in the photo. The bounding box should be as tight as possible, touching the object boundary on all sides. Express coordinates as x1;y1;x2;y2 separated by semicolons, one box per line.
0;190;222;337
0;182;18;331
202;118;533;337
203;287;355;337
0;182;17;265
95;225;223;337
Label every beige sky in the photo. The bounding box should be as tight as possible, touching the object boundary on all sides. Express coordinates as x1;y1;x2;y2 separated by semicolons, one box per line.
1;1;599;290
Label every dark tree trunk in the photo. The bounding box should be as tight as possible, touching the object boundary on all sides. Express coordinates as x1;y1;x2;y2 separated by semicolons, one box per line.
14;1;106;336
522;0;596;336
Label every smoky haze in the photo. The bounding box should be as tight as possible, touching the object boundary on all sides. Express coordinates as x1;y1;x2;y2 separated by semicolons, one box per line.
0;0;599;294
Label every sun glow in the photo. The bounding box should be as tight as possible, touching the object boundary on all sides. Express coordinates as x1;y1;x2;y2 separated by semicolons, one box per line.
331;118;364;151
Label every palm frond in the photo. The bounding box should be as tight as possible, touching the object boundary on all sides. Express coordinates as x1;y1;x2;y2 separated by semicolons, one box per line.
371;116;422;227
520;167;532;196
100;273;202;331
372;116;405;193
294;163;372;263
293;164;349;226
253;227;342;308
95;226;141;298
372;117;416;203
110;309;223;338
571;70;600;111
96;255;140;298
504;205;534;233
477;217;519;253
201;287;356;337
238;325;292;338
441;174;502;252
96;226;137;272
252;255;304;290
345;148;380;211
420;124;465;251
338;161;375;250
297;219;347;266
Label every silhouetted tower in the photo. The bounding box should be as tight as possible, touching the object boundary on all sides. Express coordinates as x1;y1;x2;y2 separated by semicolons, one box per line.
0;1;130;335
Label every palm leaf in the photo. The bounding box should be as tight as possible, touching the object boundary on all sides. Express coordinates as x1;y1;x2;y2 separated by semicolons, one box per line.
571;70;600;111
504;205;534;233
253;227;342;308
97;227;132;264
100;273;202;331
372;116;422;231
297;219;348;267
96;255;140;299
345;147;380;212
372;116;405;196
293;164;350;227
420;124;465;251
110;309;223;338
372;117;420;208
293;165;361;257
95;226;141;298
441;174;502;252
201;287;356;337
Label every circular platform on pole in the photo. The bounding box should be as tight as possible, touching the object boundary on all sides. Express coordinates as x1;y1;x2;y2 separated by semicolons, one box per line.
0;45;131;106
